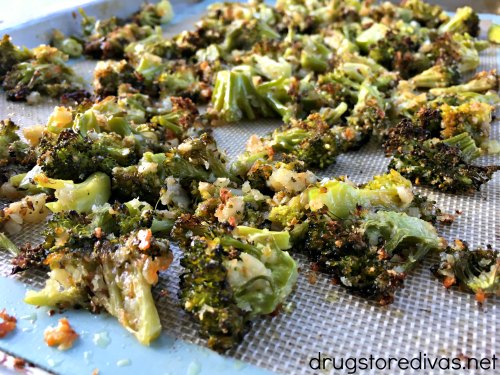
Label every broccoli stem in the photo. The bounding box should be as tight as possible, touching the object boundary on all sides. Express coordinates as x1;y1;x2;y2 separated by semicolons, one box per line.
443;132;481;162
0;233;20;256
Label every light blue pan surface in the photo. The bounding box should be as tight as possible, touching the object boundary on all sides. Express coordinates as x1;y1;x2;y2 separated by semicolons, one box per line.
0;276;272;375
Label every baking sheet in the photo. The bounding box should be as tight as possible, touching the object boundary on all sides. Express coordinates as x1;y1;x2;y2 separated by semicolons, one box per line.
0;1;499;374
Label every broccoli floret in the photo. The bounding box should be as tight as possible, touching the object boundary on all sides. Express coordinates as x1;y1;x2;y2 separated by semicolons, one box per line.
269;113;343;169
0;35;32;78
0;119;20;165
384;119;499;193
172;215;297;351
133;0;174;27
439;101;495;147
0;119;37;185
438;6;479;37
192;177;273;227
355;23;389;53
209;68;275;123
150;96;201;142
93;60;143;98
367;28;428;79
20;199;174;343
269;170;426;227
34;172;111;213
247;157;317;195
164;133;232;183
2;45;84;102
113;134;231;203
432;240;499;302
112;152;167;204
301;208;441;304
400;0;449;28
429;70;499;96
409;65;460;89
80;10;154;60
347;80;388;140
37;129;137;181
420;33;480;74
25;229;172;345
299;35;334;73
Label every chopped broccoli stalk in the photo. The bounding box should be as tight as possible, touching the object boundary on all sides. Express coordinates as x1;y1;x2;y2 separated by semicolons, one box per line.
35;172;111;213
409;65;460;89
209;69;274;123
429;70;499;95
0;232;20;256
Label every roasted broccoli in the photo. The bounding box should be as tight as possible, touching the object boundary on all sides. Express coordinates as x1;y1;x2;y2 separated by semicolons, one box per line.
302;208;441;304
432;240;499;302
488;24;500;44
112;133;231;203
2;45;84;102
384;119;499;193
438;6;479;37
172;215;297;351
25;228;172;345
0;35;32;79
270;120;342;169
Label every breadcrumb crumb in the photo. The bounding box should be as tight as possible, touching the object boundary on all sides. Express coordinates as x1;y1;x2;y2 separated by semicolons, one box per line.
44;318;79;350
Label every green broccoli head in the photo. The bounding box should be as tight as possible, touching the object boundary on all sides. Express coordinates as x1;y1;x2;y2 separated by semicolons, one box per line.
37;129;137;181
133;0;174;27
400;0;449;28
409;64;460;89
